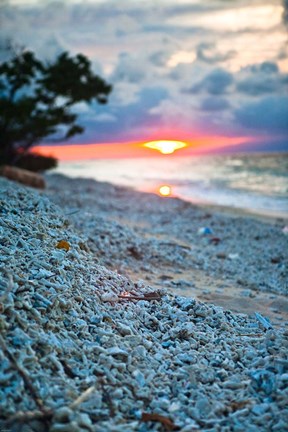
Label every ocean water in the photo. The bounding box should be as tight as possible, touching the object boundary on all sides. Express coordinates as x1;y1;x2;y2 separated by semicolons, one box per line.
54;153;288;218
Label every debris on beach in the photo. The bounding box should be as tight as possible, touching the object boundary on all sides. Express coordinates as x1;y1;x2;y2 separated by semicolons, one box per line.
0;165;45;189
210;237;221;245
255;312;273;330
56;239;71;251
197;227;213;236
118;290;163;301
45;175;288;302
1;176;288;432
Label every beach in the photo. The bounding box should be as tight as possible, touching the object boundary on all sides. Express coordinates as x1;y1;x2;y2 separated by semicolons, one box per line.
46;174;288;326
0;174;288;431
53;153;288;220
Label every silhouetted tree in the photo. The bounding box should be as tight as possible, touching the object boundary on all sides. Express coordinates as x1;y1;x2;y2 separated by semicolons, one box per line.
0;50;112;165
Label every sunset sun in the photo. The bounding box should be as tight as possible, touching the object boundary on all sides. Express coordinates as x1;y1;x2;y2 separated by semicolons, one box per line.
143;140;187;154
158;185;172;196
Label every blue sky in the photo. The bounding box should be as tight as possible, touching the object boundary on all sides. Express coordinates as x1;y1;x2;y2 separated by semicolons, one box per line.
1;0;288;152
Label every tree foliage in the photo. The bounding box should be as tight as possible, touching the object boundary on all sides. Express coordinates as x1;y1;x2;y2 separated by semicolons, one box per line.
0;50;112;165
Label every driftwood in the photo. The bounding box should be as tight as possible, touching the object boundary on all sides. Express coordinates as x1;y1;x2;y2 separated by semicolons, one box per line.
0;165;45;189
141;412;179;431
118;291;163;301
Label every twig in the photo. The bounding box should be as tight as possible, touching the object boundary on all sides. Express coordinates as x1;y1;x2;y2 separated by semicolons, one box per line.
236;333;264;337
118;292;162;301
64;209;80;216
2;409;53;427
141;412;179;431
0;334;45;412
118;295;161;301
3;386;96;427
69;386;95;410
59;358;79;379
100;382;115;417
93;373;115;417
159;241;191;250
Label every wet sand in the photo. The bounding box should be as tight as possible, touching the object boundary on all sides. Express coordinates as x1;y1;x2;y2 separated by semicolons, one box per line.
46;174;288;328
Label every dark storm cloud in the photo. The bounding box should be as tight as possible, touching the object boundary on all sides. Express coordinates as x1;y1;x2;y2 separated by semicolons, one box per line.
200;97;230;111
249;62;279;74
235;96;288;132
237;78;278;96
189;68;234;95
236;62;288;96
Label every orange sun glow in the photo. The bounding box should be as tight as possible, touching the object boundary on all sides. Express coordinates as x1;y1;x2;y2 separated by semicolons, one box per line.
34;135;258;161
143;140;187;154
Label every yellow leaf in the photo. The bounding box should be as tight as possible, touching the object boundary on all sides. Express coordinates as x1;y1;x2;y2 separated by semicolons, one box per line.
56;240;70;251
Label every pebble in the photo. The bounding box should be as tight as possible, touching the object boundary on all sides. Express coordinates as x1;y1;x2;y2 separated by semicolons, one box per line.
101;292;118;302
0;176;287;432
117;322;133;336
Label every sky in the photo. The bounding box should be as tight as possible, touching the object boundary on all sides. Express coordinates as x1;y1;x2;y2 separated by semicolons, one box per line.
1;0;288;155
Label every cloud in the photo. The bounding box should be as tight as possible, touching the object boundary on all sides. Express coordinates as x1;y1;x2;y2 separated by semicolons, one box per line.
196;43;236;64
236;78;279;96
74;85;168;143
112;53;147;84
110;82;140;107
200;97;230;111
93;113;117;123
283;0;288;25
234;95;288;132
236;61;287;96
165;2;283;33
149;50;173;67
189;68;234;95
1;0;287;149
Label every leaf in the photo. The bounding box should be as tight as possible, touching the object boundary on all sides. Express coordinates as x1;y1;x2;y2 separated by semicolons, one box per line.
141;412;179;431
229;400;251;412
56;240;70;251
127;246;142;260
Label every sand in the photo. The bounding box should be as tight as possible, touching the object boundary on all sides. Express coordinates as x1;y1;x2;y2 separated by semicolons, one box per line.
1;174;287;432
45;174;288;327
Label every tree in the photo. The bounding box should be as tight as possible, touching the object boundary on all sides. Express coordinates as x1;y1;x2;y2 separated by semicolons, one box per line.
0;50;112;165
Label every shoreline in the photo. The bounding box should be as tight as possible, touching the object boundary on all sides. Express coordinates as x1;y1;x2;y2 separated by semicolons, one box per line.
1;174;288;431
52;151;288;223
188;200;288;224
136;183;288;223
53;165;288;223
45;173;288;325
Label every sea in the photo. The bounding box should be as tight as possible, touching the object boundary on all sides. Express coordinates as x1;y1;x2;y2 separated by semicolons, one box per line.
54;153;288;218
